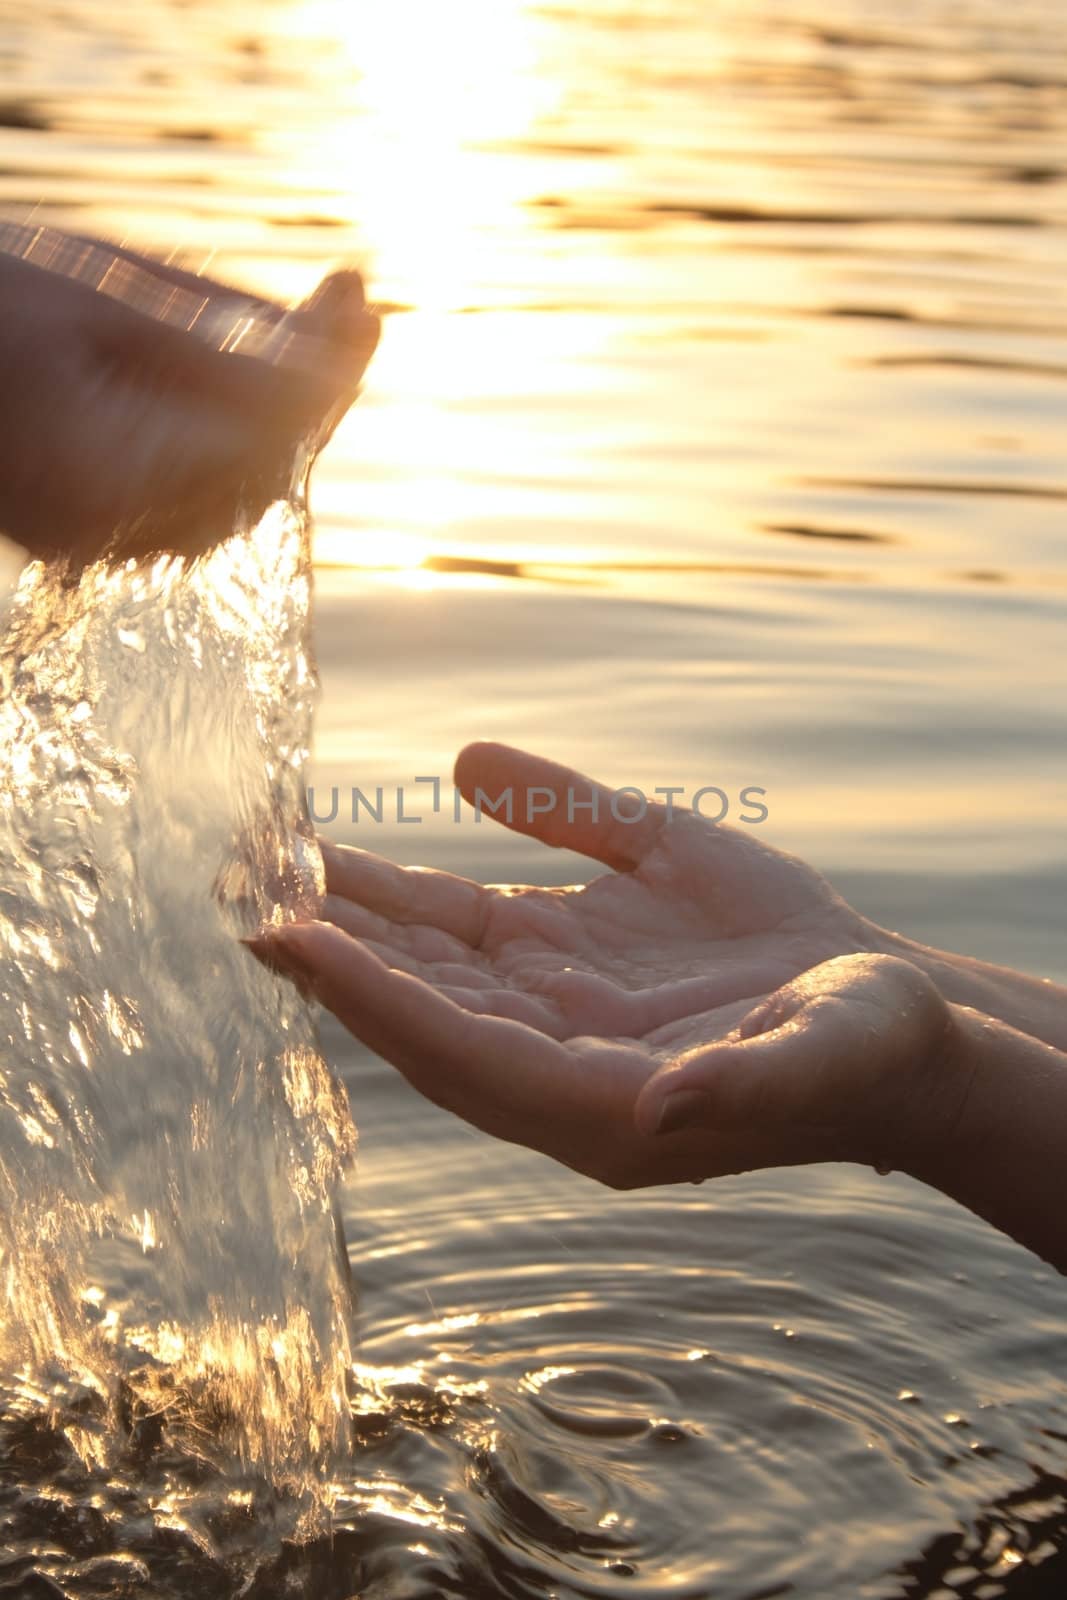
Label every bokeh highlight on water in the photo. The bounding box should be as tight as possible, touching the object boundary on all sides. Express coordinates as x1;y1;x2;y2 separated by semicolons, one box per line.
1;0;1067;1596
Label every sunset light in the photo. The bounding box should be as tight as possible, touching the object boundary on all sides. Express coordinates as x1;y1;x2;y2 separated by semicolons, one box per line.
1;0;1066;1595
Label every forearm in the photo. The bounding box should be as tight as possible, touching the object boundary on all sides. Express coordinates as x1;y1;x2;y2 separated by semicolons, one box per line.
905;1005;1067;1273
877;927;1067;1053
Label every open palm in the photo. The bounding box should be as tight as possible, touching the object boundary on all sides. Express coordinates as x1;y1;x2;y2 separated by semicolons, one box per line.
251;744;950;1186
320;741;877;1049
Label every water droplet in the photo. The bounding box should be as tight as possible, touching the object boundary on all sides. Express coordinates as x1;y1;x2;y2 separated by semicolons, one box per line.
649;1420;688;1443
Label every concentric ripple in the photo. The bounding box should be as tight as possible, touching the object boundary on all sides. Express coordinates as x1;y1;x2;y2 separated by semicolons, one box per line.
318;1046;1067;1600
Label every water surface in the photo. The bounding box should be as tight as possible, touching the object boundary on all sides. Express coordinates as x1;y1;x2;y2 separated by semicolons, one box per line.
1;0;1066;1594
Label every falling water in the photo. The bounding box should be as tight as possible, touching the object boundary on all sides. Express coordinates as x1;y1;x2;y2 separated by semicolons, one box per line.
0;501;357;1508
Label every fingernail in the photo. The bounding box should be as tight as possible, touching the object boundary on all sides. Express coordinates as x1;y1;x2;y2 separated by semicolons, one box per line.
654;1089;712;1136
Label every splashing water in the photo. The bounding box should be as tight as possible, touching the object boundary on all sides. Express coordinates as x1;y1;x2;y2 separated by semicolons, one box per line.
0;501;356;1503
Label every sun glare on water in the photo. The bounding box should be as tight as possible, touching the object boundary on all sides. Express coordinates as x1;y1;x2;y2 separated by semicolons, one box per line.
276;0;566;582
293;0;550;310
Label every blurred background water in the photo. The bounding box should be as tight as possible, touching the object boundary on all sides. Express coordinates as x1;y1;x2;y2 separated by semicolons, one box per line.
1;0;1066;1595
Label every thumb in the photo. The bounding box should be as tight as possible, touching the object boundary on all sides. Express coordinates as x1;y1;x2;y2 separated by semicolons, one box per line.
634;954;945;1154
633;1008;831;1141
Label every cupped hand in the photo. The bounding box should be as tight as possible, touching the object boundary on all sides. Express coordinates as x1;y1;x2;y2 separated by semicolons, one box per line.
249;743;961;1186
0;227;379;565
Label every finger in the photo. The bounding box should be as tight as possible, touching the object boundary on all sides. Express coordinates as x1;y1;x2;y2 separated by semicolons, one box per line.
633;992;860;1146
639;950;949;1132
87;264;378;468
335;931;422;976
1;232;379;564
454;742;669;872
91;303;349;443
279;910;554;1016
321;840;491;945
421;964;502;991
296;269;375;351
629;964;795;1038
433;983;564;1033
315;925;501;994
248;921;577;1127
320;938;497;1000
322;890;485;966
67;314;361;562
74;237;371;342
67;238;378;402
65;233;264;308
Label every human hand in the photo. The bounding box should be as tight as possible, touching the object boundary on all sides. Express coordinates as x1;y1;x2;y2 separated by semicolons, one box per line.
0;225;379;565
319;739;879;1038
248;744;962;1185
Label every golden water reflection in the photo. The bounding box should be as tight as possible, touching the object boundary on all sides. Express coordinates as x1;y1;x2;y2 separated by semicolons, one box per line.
3;2;1067;1593
8;0;1064;599
287;0;556;312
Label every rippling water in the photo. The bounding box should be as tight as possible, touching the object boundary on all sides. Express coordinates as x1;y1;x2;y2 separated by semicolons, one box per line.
1;0;1066;1595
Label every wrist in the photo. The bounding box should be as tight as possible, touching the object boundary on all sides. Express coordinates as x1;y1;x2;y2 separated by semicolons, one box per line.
871;923;1067;1055
856;967;973;1182
894;1002;993;1189
871;923;994;1014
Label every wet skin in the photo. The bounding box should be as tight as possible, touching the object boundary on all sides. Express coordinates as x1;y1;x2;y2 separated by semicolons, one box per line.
251;742;1067;1272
